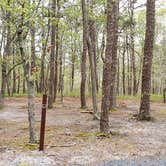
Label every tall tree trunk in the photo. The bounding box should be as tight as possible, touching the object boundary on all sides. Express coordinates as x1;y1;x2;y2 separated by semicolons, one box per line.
40;28;46;93
122;35;126;96
0;25;4;106
48;0;56;108
7;76;11;96
129;51;133;95
58;38;64;102
18;29;36;143
70;47;76;92
138;0;155;120
89;0;99;92
127;35;132;95
53;0;60;102
100;0;119;133
12;49;16;94
87;36;99;119
28;9;36;142
109;0;119;110
117;56;120;96
100;30;105;61
1;1;11;100
17;68;20;94
135;56;142;94
23;70;26;93
86;0;99;119
129;0;137;96
40;3;50;93
17;3;36;143
80;0;87;108
163;87;166;103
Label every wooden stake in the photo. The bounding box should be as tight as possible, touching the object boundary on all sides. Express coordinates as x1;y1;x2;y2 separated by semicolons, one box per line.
39;94;47;151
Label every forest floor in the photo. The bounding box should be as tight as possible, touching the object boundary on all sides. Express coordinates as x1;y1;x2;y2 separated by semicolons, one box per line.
0;97;166;166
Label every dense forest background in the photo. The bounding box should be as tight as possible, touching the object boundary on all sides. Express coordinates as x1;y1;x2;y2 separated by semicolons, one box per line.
0;0;165;99
0;0;166;141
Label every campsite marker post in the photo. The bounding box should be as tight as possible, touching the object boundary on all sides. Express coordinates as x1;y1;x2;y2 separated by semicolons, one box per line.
39;94;47;151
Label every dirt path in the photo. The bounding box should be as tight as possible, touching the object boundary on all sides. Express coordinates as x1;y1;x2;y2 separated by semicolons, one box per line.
0;97;166;165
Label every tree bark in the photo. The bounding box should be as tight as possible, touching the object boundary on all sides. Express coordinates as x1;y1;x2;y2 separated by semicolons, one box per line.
70;47;76;92
88;0;99;92
122;34;126;96
53;0;60;102
163;88;166;103
87;36;99;119
39;2;49;93
138;0;155;120
12;49;16;94
17;29;37;143
127;35;132;95
17;3;37;143
100;0;119;133
116;56;120;96
80;0;87;108
48;0;56;108
129;0;137;96
109;0;119;110
1;1;11;99
17;68;20;94
58;37;64;102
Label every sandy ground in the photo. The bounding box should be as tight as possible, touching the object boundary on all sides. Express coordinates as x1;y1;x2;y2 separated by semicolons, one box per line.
0;97;166;165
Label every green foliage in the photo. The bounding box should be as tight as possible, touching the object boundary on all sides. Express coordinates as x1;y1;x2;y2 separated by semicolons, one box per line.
64;91;81;98
117;95;140;100
9;136;38;151
150;94;163;102
63;4;81;20
110;108;118;112
159;110;166;113
157;8;166;16
4;93;27;97
118;94;163;103
5;93;42;98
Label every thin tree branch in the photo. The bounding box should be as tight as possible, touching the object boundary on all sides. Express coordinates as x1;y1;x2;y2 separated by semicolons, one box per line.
5;60;25;78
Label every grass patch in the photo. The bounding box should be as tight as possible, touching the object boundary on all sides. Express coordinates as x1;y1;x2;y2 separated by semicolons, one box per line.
64;91;80;97
110;108;118;112
9;136;39;151
24;143;39;151
118;94;163;102
117;95;140;100
20;125;29;130
4;93;27;97
0;104;4;110
150;94;163;102
4;93;43;98
64;90;92;98
159;110;166;113
3;92;164;103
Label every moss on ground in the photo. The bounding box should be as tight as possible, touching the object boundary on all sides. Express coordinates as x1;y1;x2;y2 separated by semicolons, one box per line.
110;108;118;112
8;136;39;151
159;110;166;113
75;132;111;139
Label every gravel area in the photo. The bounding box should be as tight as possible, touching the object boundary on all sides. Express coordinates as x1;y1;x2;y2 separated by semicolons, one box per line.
104;157;166;166
0;97;166;165
0;150;55;166
0;150;166;166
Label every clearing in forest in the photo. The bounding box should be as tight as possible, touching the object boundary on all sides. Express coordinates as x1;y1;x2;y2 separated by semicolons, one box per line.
0;97;166;165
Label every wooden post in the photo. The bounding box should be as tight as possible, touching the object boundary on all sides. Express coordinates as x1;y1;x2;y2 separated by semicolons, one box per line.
39;94;47;151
